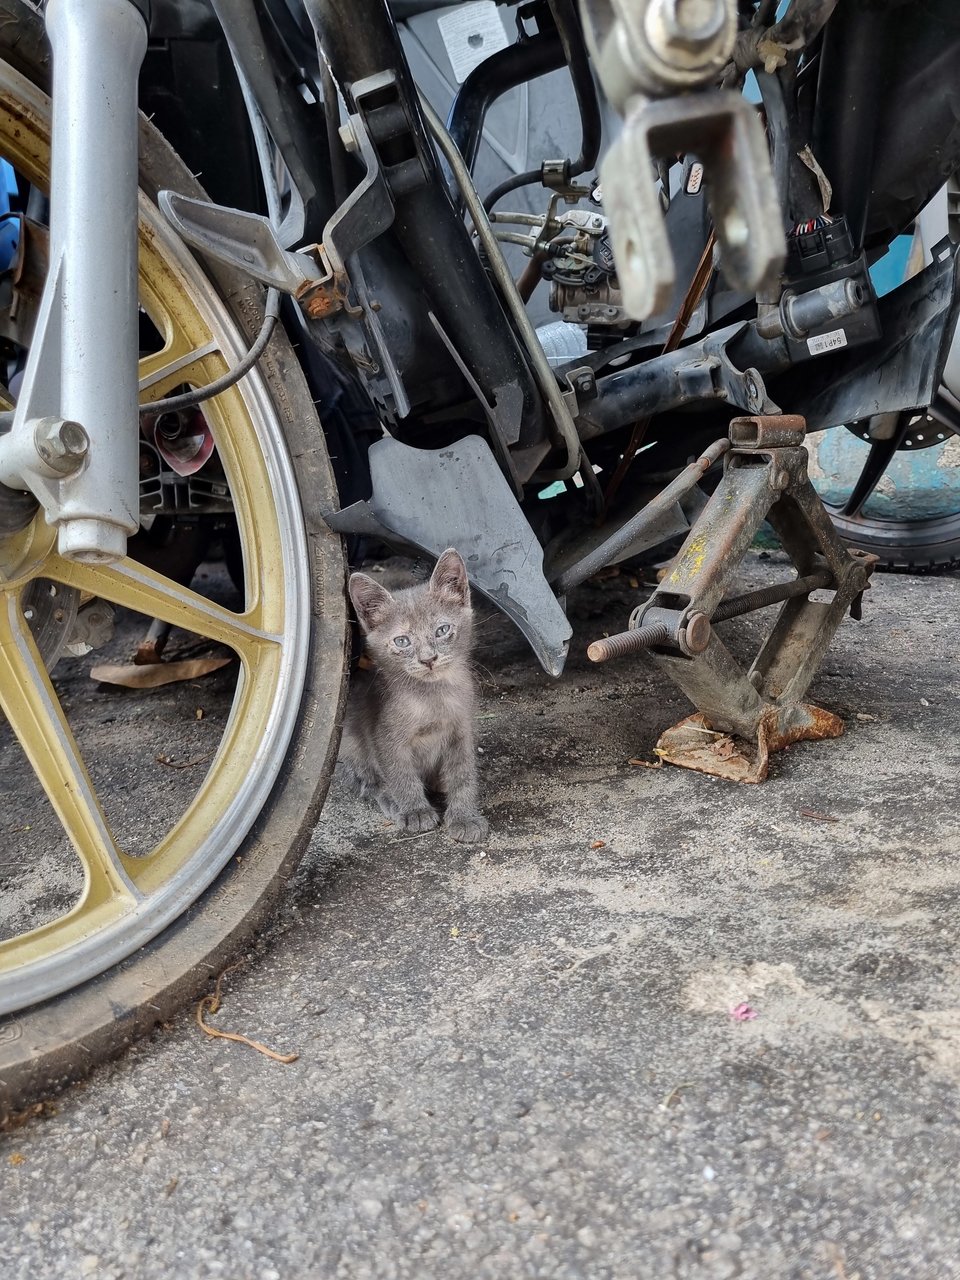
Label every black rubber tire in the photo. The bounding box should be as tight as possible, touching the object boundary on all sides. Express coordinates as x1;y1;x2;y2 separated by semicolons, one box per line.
0;1;348;1122
825;506;960;574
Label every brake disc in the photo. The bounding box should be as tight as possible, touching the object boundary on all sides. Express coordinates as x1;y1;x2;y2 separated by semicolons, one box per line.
20;577;79;669
845;409;956;451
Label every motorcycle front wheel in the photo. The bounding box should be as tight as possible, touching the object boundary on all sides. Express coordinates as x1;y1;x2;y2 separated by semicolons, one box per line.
0;0;347;1116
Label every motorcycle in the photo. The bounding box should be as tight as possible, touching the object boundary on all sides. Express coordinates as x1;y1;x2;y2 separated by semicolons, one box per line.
1;0;958;1114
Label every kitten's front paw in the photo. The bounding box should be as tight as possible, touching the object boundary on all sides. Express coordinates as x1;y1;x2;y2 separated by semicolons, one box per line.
445;812;489;843
398;806;440;833
339;764;367;798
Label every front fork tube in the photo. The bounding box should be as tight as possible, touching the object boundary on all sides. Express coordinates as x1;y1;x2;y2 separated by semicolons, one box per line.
0;0;147;563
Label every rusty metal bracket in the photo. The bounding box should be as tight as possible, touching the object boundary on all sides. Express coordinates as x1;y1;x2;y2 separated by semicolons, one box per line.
588;413;877;781
159;102;410;418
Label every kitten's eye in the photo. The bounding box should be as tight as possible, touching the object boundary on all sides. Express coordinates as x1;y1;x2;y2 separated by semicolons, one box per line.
435;623;451;637
393;635;411;648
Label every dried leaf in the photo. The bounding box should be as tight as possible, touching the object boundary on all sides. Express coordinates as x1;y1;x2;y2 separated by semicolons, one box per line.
0;1100;54;1132
91;656;231;689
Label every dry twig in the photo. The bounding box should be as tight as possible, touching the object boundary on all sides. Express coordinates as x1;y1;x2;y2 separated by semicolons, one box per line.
195;964;299;1064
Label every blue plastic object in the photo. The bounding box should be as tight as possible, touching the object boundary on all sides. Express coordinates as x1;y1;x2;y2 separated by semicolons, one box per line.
0;157;20;271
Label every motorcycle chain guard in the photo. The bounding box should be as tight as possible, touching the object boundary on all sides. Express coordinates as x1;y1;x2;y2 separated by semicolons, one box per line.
326;434;573;677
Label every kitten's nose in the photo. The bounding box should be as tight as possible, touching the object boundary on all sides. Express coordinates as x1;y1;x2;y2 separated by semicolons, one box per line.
420;654;437;669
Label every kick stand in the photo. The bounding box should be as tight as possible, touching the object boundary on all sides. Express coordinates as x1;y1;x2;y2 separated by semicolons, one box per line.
588;415;877;782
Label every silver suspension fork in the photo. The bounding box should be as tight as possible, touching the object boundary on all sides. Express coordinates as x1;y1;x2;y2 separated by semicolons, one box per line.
0;0;147;563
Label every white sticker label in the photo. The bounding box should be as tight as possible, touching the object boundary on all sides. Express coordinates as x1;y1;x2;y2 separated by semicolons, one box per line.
437;2;509;84
685;163;704;195
806;328;848;356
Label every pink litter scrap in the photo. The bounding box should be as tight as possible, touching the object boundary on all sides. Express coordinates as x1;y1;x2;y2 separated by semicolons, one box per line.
730;1002;758;1021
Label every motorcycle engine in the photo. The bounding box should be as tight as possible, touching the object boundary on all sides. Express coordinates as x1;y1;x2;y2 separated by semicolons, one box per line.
541;211;629;330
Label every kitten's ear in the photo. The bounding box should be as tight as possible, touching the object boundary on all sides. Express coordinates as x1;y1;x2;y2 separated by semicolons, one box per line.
349;572;394;631
430;548;470;606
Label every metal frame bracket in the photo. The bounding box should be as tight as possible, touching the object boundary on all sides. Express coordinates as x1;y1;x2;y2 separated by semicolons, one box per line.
601;90;785;320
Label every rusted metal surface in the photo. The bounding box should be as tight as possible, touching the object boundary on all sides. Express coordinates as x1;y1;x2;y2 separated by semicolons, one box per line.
655;703;844;784
711;571;833;621
295;269;349;320
683;611;712;653
587;622;671;663
134;617;171;666
0;214;48;348
728;413;807;450
587;412;876;781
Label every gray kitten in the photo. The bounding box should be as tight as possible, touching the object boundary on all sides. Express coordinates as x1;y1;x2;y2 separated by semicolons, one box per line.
341;548;489;844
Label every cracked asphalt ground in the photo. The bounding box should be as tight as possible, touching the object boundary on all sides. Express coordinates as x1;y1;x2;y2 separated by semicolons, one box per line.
2;553;960;1280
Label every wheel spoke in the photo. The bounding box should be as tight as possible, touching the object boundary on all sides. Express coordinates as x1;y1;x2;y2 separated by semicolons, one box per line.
0;592;136;908
41;554;280;664
139;338;221;404
841;413;912;518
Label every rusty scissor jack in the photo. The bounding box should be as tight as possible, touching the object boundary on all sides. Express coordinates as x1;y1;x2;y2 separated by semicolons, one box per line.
588;415;877;782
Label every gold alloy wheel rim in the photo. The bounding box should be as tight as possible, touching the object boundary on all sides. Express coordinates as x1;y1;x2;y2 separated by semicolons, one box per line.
0;62;311;1011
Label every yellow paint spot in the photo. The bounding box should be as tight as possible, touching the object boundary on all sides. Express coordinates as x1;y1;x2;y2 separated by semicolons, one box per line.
668;536;708;583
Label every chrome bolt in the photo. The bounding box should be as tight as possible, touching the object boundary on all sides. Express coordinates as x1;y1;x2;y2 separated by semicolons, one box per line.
34;417;89;476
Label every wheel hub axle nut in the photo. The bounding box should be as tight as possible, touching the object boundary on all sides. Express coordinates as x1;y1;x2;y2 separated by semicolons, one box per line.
645;0;735;71
34;416;89;475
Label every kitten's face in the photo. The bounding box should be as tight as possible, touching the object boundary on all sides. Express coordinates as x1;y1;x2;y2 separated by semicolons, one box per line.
366;591;470;682
349;549;473;684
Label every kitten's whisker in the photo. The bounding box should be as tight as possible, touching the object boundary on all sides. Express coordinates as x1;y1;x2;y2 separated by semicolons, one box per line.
467;663;499;693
